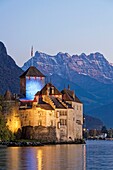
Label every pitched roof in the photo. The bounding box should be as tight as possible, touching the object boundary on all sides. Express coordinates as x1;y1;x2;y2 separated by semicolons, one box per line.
35;83;62;96
37;103;54;110
4;90;14;100
50;96;67;109
61;89;82;103
20;66;45;78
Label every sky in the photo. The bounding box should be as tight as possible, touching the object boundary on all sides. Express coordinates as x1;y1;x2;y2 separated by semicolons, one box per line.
0;0;113;66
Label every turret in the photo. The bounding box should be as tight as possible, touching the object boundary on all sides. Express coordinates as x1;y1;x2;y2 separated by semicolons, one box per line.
20;66;45;100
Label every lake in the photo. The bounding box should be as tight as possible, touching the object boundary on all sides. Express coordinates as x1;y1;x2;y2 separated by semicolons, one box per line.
0;140;113;170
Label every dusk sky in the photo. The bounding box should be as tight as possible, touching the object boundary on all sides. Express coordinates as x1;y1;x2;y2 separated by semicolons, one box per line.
0;0;113;66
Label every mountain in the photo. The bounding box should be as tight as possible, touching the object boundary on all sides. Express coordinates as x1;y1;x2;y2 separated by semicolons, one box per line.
84;114;103;130
22;51;113;84
22;51;113;127
88;102;113;128
0;42;23;94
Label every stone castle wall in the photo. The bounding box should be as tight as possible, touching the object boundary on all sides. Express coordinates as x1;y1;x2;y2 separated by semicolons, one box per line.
22;126;56;142
3;100;83;141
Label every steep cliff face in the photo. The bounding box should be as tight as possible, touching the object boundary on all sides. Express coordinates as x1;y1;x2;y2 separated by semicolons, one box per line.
0;42;23;94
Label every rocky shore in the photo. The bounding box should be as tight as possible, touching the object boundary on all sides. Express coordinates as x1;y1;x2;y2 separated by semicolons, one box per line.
0;139;85;147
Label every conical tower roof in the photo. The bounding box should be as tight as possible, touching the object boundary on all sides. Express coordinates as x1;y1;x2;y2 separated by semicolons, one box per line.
20;66;45;78
4;90;13;100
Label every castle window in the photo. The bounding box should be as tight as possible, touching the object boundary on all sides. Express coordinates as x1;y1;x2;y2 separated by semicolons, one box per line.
38;111;42;116
51;87;54;95
56;111;59;118
60;111;62;116
38;120;42;126
49;112;52;116
29;120;31;125
60;119;67;126
50;120;54;126
65;111;67;116
60;111;67;116
48;87;50;95
76;120;81;125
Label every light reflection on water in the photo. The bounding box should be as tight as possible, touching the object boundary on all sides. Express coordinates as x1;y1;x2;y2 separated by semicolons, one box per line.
0;144;86;170
1;141;113;169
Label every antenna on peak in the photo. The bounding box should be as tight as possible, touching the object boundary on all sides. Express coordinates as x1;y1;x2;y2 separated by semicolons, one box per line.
31;46;33;66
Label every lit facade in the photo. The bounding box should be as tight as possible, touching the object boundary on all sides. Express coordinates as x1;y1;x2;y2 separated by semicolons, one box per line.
4;66;83;142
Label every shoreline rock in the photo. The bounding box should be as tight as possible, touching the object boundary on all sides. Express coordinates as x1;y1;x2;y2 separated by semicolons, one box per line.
0;139;85;147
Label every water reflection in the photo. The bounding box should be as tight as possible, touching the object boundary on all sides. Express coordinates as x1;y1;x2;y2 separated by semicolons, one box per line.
7;147;20;170
0;144;86;170
37;149;43;170
83;144;86;170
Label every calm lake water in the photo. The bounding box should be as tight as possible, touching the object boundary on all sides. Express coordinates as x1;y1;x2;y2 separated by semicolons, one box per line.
0;140;113;170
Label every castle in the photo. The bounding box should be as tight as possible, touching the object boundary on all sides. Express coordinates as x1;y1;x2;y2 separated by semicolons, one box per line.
3;66;83;142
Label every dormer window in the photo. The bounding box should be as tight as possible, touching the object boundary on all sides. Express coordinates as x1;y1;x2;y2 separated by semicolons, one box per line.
48;87;50;95
51;87;54;95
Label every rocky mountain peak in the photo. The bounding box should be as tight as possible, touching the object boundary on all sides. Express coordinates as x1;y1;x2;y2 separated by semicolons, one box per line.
22;51;113;84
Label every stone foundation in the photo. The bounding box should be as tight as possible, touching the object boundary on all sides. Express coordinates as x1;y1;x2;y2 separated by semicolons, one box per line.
22;126;56;142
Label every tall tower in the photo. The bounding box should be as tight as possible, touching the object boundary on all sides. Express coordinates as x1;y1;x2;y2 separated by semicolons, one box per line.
20;66;45;100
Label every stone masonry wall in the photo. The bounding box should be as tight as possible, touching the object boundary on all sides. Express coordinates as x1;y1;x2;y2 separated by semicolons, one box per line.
22;126;56;142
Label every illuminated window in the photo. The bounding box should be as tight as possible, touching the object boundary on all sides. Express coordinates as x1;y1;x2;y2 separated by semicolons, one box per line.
65;111;67;116
38;120;42;126
51;87;54;94
60;119;67;126
48;87;50;94
49;112;52;116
